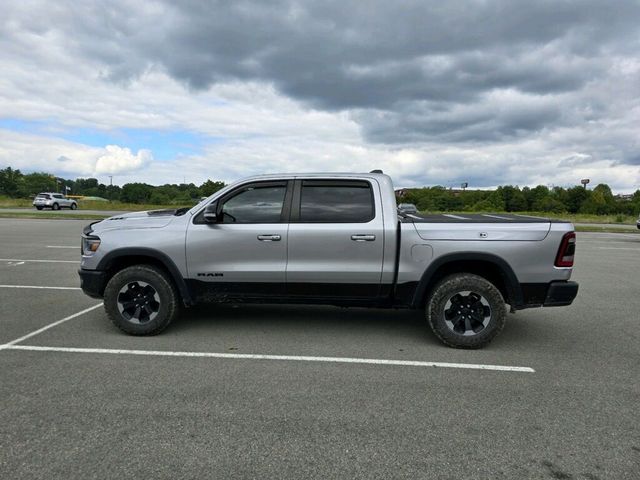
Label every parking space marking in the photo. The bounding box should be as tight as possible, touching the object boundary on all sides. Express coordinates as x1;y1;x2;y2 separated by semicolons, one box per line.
0;303;103;350
0;285;81;290
0;258;78;264
0;345;535;373
46;246;78;249
596;247;640;251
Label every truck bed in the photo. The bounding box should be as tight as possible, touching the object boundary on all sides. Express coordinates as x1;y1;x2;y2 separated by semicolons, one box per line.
400;212;572;241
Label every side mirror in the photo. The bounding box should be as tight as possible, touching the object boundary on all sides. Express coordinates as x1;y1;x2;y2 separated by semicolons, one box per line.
203;202;219;223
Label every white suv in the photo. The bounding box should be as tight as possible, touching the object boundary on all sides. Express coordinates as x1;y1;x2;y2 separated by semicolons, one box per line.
33;193;78;210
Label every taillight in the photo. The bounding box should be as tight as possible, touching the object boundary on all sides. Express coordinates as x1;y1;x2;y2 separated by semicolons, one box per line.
555;232;576;267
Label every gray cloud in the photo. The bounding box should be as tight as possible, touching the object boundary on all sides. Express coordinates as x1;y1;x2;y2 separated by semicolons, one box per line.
9;0;636;143
1;0;639;189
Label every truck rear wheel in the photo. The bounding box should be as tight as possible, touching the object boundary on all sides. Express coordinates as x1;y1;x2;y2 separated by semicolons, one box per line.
426;273;506;349
104;265;180;335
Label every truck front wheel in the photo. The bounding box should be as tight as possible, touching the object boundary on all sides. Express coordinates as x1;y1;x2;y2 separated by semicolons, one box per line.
104;265;180;335
426;273;506;349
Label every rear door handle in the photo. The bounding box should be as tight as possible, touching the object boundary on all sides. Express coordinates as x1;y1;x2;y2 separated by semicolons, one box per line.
257;234;281;241
351;234;376;242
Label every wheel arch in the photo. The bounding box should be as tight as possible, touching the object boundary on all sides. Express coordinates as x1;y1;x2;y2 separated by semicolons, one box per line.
96;248;195;306
412;252;522;309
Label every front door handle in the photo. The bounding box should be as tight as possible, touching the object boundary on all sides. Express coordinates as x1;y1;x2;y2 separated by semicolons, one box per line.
351;234;376;242
257;234;281;241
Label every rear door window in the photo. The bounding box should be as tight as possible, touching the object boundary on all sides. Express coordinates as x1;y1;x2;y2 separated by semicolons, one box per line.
299;180;374;223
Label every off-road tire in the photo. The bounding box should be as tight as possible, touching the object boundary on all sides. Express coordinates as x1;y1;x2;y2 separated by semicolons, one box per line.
52;203;60;210
104;264;180;335
426;273;506;349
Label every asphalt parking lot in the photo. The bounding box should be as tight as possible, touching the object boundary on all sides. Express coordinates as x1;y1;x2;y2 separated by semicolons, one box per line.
1;218;638;479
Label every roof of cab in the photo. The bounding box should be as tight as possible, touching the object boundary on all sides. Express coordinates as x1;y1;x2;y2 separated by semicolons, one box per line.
237;172;391;181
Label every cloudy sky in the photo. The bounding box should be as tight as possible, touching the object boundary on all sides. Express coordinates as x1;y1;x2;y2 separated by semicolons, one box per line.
1;1;639;191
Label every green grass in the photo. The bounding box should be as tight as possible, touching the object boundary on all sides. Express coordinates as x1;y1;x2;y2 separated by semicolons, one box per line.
574;225;640;234
0;196;191;211
79;200;192;211
518;212;637;224
0;197;32;207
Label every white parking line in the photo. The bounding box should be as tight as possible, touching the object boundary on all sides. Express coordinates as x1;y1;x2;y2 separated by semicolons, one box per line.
46;246;78;249
482;214;513;220
0;258;78;264
0;285;81;290
0;345;535;373
0;303;103;350
596;247;640;251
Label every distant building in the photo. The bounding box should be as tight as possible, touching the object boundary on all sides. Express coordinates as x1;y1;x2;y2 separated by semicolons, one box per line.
615;194;634;201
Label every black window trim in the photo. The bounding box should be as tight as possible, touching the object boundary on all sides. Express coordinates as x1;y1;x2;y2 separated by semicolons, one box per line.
290;179;376;224
193;180;293;225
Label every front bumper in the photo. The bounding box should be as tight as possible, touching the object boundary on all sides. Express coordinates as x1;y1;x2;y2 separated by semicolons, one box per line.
78;269;107;298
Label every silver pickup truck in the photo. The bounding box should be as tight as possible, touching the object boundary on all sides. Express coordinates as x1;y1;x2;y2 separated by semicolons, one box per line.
79;172;578;348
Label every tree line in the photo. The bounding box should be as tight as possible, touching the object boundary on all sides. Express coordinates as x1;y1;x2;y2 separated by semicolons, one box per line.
0;167;225;205
400;183;640;215
1;166;639;213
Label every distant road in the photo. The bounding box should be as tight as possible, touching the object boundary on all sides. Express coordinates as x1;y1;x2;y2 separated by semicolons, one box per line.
576;222;637;230
0;208;127;216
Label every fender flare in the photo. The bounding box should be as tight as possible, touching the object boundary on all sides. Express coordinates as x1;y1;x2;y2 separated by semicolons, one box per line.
96;247;195;306
411;252;523;308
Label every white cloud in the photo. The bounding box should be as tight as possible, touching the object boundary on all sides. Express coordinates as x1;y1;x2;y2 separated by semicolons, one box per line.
0;130;150;178
94;145;151;174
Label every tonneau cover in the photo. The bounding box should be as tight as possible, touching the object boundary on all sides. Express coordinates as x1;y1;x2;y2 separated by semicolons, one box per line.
402;213;554;223
404;213;558;241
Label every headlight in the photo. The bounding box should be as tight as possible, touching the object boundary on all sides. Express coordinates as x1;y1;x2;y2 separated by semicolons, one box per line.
81;235;101;255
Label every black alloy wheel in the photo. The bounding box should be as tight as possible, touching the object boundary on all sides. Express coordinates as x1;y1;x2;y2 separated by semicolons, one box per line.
426;273;506;349
103;265;180;335
443;290;492;336
116;281;161;325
